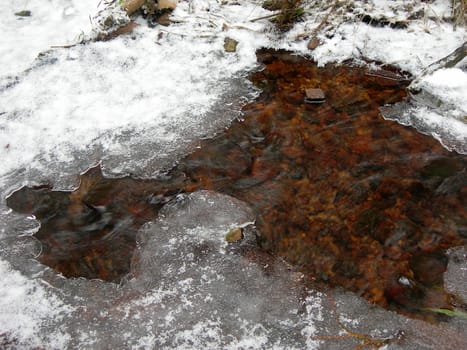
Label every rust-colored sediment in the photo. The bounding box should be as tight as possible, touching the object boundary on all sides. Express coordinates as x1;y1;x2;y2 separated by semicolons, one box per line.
7;50;466;318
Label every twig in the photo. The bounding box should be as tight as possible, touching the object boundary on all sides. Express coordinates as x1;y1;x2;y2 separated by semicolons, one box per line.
50;44;78;49
249;11;282;23
231;24;262;32
310;0;342;38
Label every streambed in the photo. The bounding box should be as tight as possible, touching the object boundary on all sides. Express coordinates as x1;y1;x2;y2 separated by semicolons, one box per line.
6;50;466;327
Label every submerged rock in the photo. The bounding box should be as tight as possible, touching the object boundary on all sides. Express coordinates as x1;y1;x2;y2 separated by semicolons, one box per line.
304;88;325;104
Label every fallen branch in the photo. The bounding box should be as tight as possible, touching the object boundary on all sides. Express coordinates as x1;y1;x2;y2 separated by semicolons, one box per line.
409;41;467;90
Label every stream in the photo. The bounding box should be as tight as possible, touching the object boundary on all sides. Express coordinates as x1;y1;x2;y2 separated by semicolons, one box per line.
3;49;467;349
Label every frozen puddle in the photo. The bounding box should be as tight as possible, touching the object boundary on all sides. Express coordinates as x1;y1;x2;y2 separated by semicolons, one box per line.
2;191;467;349
1;191;320;348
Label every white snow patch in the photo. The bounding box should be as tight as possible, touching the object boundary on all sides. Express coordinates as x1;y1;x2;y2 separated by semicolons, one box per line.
0;27;258;180
419;68;467;115
311;22;465;75
0;260;73;349
0;0;95;76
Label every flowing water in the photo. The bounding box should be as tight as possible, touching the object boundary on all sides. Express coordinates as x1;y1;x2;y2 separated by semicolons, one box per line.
7;50;467;321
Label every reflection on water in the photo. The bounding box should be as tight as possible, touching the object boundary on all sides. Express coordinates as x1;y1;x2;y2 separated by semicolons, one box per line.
7;49;466;319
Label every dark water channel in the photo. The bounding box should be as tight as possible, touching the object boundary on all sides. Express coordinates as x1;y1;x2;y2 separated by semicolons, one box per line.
7;50;466;320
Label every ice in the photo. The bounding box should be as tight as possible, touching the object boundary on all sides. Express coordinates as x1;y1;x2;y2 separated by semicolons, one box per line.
381;103;467;154
381;67;467;154
2;189;464;348
0;190;324;348
418;68;467;116
125;191;309;348
445;246;467;304
0;259;73;349
0;26;258;185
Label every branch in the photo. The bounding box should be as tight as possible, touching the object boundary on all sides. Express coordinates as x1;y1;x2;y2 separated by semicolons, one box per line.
250;12;281;23
409;41;466;90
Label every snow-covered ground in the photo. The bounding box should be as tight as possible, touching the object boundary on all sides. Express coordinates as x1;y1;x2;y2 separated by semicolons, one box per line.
0;0;466;348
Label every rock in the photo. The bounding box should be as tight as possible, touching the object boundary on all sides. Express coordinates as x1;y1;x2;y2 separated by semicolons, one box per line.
156;13;172;26
304;88;325;104
224;37;238;53
225;227;244;243
307;37;320;50
91;5;131;41
157;0;178;10
121;0;145;15
15;10;31;17
102;21;139;41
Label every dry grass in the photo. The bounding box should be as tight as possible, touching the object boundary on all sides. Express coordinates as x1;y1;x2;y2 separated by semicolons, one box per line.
262;0;305;31
452;0;466;28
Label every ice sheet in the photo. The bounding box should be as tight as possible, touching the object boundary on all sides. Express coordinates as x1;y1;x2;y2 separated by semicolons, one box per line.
0;191;321;349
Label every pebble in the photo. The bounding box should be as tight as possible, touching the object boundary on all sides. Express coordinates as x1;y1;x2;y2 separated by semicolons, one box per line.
225;227;244;243
224;37;238;53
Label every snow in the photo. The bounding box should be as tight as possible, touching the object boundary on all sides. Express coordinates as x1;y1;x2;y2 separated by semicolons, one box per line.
0;259;73;349
0;0;465;184
420;68;467;115
1;0;95;76
0;0;466;348
0;30;255;178
311;22;465;74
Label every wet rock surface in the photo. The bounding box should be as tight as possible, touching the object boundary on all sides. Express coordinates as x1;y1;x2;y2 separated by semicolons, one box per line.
7;49;467;320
